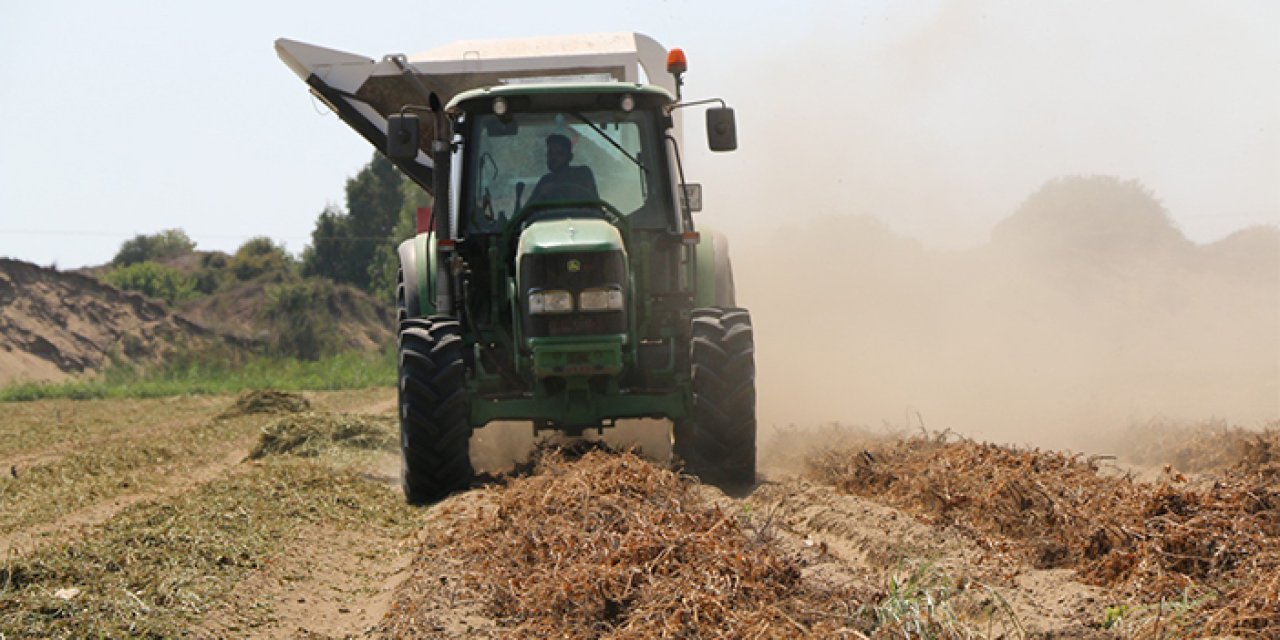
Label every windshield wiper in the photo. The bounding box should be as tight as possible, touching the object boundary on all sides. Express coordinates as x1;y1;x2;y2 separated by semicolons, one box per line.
569;112;647;172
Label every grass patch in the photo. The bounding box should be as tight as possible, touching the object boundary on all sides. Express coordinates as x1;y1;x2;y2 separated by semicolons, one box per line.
0;396;221;459
0;457;419;638
866;559;1022;638
0;414;261;534
0;349;395;402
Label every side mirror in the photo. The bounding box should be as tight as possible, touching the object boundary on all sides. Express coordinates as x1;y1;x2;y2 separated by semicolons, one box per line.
681;183;703;214
706;107;737;152
386;113;421;160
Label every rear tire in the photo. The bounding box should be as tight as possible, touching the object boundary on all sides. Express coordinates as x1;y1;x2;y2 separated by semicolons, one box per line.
398;316;473;504
674;308;757;486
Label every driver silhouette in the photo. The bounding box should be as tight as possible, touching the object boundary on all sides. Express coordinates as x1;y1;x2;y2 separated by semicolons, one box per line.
528;134;598;203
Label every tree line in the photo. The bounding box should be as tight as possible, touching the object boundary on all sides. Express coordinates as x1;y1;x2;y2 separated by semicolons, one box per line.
109;152;424;303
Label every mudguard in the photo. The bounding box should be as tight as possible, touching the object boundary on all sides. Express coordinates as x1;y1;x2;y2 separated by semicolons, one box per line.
397;233;438;318
693;227;737;308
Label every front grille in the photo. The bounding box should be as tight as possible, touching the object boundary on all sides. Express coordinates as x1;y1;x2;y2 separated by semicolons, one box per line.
539;312;625;337
521;251;627;340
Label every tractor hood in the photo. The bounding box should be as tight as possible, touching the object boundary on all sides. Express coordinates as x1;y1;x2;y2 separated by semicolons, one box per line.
275;33;673;195
516;218;625;256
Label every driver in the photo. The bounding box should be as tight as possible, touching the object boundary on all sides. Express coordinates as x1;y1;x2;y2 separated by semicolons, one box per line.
528;134;598;204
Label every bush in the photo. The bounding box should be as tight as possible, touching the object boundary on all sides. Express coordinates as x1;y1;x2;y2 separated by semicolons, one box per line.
262;280;339;360
193;252;230;294
103;261;199;306
228;237;295;282
112;229;196;267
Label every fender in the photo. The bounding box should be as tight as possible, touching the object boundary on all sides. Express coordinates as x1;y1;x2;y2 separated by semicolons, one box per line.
692;227;737;308
397;232;438;318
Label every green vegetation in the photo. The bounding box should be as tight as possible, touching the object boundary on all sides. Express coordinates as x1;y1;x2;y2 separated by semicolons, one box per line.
111;228;197;267
227;235;296;282
262;279;342;360
864;560;1022;638
369;178;431;300
18;156;413;399
303;152;427;297
0;348;395;402
103;234;299;304
101;260;199;305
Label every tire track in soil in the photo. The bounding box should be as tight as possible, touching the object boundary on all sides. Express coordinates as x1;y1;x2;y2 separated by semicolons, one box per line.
3;391;411;638
1;392;400;560
193;450;418;640
0;435;259;558
184;395;413;639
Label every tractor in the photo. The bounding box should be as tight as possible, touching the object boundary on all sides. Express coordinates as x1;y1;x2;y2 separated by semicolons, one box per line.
276;33;754;503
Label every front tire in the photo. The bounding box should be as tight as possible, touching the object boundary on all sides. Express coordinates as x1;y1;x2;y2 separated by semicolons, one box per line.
674;308;757;486
398;316;473;504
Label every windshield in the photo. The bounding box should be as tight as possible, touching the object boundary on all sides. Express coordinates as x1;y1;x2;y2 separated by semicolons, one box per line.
464;109;670;233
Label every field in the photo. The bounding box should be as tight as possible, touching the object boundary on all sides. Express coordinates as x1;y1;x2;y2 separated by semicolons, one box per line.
2;390;1275;638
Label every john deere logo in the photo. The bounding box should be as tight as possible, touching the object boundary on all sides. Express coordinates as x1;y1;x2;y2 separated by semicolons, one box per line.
566;259;581;273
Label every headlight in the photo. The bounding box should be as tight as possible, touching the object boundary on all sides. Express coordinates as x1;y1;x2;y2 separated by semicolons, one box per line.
578;287;624;312
528;289;573;314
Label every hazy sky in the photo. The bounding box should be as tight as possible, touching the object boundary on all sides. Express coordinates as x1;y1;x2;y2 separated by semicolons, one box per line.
2;0;1277;267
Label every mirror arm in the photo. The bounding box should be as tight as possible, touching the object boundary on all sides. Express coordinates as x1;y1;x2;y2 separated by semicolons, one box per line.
664;97;727;115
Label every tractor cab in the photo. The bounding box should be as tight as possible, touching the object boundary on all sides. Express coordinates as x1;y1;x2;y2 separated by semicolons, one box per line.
453;85;678;236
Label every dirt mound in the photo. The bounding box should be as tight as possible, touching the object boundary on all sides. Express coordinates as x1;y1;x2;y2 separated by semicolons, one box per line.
220;389;312;418
380;449;869;638
810;432;1280;636
248;411;397;459
0;258;233;385
179;277;391;353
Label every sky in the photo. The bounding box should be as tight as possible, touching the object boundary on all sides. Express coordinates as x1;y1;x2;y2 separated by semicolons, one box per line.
1;0;1277;268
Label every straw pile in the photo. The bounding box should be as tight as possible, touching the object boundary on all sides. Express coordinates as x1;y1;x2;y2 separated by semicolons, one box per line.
219;389;310;417
809;430;1280;635
381;448;869;638
1116;419;1280;476
248;411;397;459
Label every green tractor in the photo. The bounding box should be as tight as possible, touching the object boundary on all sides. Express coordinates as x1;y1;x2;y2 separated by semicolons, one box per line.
277;33;754;503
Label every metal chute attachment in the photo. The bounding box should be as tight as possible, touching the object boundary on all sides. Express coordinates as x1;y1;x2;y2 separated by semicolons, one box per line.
275;33;672;196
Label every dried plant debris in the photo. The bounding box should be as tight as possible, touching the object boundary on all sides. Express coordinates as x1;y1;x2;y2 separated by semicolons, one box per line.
1115;419;1280;477
809;430;1280;636
380;449;877;639
248;412;397;459
220;389;311;418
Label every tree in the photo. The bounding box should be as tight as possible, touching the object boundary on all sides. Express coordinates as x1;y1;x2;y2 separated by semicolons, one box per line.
262;280;339;360
992;175;1191;260
368;179;431;301
303;153;405;291
112;229;196;266
228;236;295;282
103;261;198;306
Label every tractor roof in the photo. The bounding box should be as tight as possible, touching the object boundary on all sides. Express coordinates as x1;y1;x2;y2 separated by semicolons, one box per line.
448;82;674;112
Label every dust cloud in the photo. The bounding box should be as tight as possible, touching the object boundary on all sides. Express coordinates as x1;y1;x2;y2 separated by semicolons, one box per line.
686;2;1279;453
733;179;1279;452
